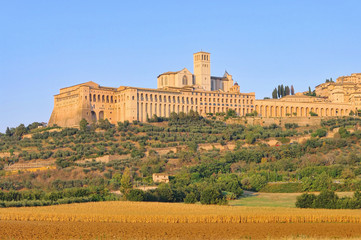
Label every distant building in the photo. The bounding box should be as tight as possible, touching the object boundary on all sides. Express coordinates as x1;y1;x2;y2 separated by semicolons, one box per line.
152;173;169;183
254;73;361;118
49;51;255;127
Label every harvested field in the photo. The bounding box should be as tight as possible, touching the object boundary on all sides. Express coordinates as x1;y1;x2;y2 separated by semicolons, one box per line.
1;201;361;239
1;221;361;240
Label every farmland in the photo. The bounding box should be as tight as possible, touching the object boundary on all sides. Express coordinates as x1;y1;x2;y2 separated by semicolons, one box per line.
2;115;361;238
1;201;361;239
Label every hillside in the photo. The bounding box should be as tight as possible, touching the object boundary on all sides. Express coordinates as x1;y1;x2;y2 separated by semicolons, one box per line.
1;112;361;206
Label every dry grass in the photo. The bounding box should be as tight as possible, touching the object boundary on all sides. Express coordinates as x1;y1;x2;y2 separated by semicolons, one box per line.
2;202;361;239
2;201;361;224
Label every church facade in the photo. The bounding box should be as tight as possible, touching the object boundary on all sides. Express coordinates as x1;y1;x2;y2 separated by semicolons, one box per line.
49;51;255;127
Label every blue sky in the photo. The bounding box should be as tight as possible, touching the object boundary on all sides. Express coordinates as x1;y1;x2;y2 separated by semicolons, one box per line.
1;1;361;132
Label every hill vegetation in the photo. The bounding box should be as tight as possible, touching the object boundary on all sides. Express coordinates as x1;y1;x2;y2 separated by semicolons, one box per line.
1;111;361;207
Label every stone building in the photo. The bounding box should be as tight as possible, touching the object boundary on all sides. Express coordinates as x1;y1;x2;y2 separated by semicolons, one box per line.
254;73;361;118
49;52;255;127
152;173;169;183
315;73;361;105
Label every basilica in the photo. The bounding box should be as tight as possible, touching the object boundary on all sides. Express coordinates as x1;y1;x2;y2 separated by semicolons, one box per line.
49;52;255;127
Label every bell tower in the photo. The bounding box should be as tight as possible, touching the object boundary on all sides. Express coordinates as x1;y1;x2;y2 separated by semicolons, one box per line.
193;51;211;91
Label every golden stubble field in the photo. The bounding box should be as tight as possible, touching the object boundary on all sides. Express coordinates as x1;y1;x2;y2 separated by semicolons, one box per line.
1;201;361;239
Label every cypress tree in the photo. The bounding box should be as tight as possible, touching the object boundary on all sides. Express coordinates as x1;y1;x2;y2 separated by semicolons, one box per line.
272;88;278;99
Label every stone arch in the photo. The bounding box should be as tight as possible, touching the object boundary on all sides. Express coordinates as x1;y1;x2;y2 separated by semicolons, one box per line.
91;111;97;122
341;109;344;115
140;103;144;121
99;111;104;120
265;105;269;117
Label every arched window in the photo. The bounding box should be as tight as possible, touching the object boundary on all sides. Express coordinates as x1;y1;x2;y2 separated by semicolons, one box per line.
182;75;188;85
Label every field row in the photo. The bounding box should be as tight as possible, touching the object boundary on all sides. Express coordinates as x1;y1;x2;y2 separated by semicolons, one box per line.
1;221;361;240
2;201;361;224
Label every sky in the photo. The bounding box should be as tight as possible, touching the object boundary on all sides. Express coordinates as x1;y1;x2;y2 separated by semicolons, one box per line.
1;0;361;132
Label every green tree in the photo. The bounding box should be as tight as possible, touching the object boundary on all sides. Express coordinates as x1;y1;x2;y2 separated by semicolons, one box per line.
296;193;316;208
272;88;278;99
312;172;332;191
249;174;267;191
313;190;338;209
200;186;226;205
311;128;327;138
125;189;145;201
98;119;112;130
338;127;350;138
14;124;27;137
290;85;295;95
5;127;12;137
245;133;256;144
285;86;290;96
120;168;133;196
79;119;88;131
280;84;284;97
184;192;197;204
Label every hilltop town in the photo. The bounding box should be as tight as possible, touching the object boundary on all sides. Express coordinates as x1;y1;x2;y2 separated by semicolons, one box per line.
49;51;361;128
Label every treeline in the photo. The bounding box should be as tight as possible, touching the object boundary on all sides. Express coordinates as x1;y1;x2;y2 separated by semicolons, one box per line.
296;190;361;209
124;174;243;205
0;187;117;208
272;84;294;99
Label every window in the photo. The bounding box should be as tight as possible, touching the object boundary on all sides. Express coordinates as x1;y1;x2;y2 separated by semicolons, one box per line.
182;75;188;85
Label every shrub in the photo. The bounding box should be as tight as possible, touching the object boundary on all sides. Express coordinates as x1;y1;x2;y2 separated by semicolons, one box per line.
126;189;145;201
311;128;327;138
184;192;197;204
295;193;316;208
313;190;339;209
200;186;226;205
